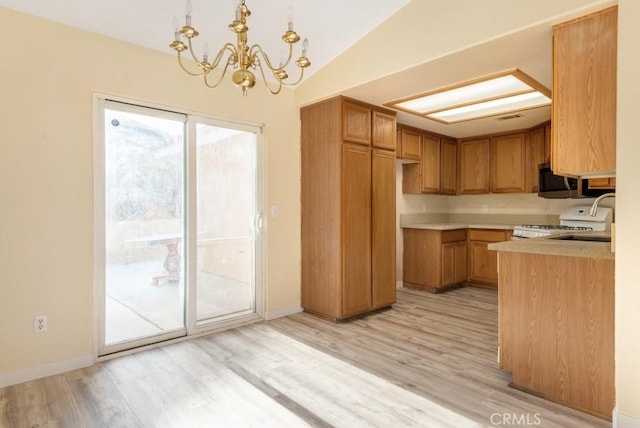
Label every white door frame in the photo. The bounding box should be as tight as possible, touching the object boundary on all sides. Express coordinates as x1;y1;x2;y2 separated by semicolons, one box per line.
93;94;265;358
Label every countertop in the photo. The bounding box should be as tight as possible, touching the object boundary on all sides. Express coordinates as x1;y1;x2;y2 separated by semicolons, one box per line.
488;232;614;260
402;223;514;231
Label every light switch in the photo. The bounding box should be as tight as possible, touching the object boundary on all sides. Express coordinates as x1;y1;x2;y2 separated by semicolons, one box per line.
271;205;279;217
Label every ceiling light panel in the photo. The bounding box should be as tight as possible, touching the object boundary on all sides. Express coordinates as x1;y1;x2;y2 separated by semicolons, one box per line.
386;69;551;124
428;92;551;123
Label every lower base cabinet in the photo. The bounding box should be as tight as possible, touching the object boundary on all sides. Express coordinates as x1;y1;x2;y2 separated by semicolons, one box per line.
498;251;614;420
403;228;467;293
467;229;512;288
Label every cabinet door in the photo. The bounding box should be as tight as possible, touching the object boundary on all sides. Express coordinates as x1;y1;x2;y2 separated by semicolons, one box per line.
421;133;441;193
441;138;457;195
372;111;396;151
458;138;490;194
441;243;456;286
552;6;617;176
372;149;396;309
588;177;616;189
491;132;526;193
400;126;422;161
341;144;372;317
442;240;467;286
468;241;499;286
455;241;468;284
403;229;441;288
342;101;371;145
527;126;548;193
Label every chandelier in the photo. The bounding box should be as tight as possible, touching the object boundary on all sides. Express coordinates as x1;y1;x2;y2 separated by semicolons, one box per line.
170;0;311;96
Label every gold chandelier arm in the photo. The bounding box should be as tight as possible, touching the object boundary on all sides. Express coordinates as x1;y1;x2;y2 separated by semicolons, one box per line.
253;61;283;95
281;66;306;86
186;37;203;66
209;43;238;69
177;52;207;76
203;56;236;88
249;43;293;72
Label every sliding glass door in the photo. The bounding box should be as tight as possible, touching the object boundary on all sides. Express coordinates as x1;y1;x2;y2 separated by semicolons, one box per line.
193;120;260;325
96;100;262;356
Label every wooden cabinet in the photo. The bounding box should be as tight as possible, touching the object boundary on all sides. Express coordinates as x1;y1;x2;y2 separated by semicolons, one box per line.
589;177;616;189
342;101;371;145
371;149;397;308
440;138;457;195
552;6;617;177
467;229;512;288
341;143;372;316
372;111;396;150
301;96;396;321
396;125;421;161
402;130;457;195
421;133;441;194
490;132;527;193
459;133;528;195
458;138;490;195
498;251;614;420
403;228;467;293
526;123;551;193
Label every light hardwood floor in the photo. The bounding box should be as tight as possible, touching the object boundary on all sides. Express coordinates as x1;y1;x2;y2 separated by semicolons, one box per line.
0;288;610;427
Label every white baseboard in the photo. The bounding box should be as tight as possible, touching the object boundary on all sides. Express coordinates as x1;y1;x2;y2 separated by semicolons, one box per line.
264;305;302;321
614;407;640;428
0;354;94;389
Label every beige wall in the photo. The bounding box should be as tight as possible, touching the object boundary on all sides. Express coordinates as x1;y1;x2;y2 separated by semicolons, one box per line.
0;8;300;373
295;0;614;106
615;0;640;422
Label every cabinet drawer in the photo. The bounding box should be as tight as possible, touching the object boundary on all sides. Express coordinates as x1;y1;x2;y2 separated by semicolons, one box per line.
442;229;467;243
468;229;508;242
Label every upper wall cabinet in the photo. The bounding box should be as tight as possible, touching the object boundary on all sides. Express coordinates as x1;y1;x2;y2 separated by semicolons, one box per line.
458;132;528;195
526;123;551;193
372;111;397;151
421;133;441;194
552;6;617;177
440;138;457;195
342;101;372;145
458;138;490;195
402;128;456;195
490;132;527;193
397;125;422;161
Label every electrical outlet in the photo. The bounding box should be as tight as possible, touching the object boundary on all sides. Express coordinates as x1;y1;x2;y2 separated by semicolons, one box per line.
547;203;553;213
482;204;489;213
34;315;47;333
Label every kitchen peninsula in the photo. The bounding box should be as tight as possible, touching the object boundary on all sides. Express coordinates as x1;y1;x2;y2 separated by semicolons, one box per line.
489;235;614;420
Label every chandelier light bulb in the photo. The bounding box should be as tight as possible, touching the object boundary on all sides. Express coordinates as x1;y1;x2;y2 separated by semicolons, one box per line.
287;6;294;31
173;16;180;41
185;0;192;26
302;38;309;56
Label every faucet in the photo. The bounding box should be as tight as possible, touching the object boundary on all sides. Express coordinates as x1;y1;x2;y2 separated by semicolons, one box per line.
588;192;616;216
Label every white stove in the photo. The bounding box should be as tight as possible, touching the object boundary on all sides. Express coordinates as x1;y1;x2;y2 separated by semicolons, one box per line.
512;206;613;239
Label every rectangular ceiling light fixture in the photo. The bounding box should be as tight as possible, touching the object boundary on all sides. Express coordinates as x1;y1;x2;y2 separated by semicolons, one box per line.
385;69;551;124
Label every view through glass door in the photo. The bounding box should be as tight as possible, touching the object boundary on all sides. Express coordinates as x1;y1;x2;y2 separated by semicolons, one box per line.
100;102;187;354
193;121;259;325
98;100;262;355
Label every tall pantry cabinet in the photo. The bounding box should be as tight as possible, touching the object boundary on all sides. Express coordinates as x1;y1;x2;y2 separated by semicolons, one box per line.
301;96;397;321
